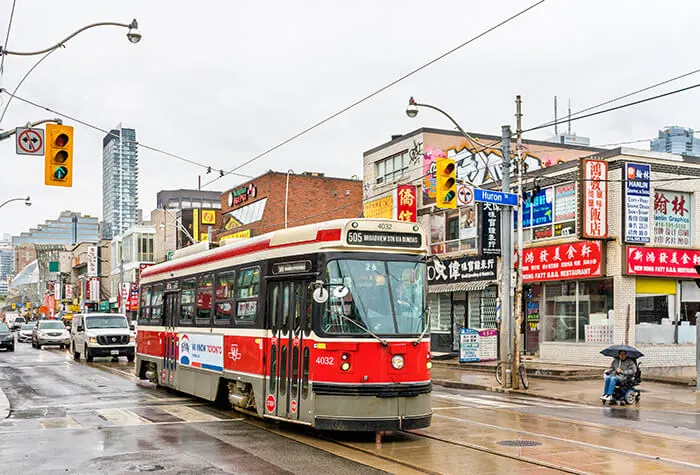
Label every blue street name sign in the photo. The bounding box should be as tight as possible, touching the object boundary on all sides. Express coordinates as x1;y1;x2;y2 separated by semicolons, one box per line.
473;188;518;206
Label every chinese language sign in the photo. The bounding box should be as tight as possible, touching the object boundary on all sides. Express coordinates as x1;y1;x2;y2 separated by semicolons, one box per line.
554;183;576;222
623;163;651;243
363;195;393;219
626;246;700;278
87;245;98;277
427;255;497;284
480;203;501;255
522;241;602;282
582;159;608;239
394;185;417;222
654;190;691;246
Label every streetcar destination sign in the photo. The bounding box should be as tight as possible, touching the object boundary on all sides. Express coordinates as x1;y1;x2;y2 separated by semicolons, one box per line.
346;230;422;248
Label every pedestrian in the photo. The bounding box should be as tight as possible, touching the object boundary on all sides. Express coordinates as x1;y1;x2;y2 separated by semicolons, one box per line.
600;350;637;402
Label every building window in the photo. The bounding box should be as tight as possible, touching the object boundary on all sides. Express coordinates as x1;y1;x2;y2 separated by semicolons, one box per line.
236;267;260;322
635;277;680;344
214;271;236;323
428;293;451;332
541;279;613;343
375;151;409;184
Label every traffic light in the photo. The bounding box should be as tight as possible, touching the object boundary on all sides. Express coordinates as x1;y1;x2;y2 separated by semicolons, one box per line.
435;158;457;209
44;124;73;187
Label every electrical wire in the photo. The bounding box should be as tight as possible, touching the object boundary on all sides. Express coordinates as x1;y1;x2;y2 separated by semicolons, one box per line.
0;0;18;77
201;0;547;188
522;83;700;135
0;89;252;178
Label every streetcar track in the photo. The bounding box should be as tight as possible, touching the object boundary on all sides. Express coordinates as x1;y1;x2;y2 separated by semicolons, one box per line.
431;413;700;472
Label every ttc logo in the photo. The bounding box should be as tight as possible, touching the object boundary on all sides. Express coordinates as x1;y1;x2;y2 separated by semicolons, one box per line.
228;344;242;362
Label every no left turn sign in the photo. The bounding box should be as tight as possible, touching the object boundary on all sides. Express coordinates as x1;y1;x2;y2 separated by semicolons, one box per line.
457;184;474;206
16;127;45;156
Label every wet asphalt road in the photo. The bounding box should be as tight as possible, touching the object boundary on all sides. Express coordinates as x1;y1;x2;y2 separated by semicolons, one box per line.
0;342;387;474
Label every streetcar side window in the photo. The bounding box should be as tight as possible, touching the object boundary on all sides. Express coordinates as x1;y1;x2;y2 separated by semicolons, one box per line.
215;271;236;325
151;284;164;325
138;285;151;324
270;285;279;330
304;284;313;336
269;344;277;393
235;267;260;323
180;278;196;325
302;347;310;399
196;274;213;325
281;284;290;333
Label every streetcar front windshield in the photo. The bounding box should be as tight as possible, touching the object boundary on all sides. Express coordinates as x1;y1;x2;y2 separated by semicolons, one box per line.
322;259;426;336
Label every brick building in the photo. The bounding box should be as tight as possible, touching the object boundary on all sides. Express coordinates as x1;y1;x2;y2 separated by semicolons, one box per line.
216;171;363;242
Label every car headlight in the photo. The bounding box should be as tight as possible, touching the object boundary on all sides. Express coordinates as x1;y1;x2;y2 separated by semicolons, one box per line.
391;354;405;370
88;337;97;344
129;336;135;343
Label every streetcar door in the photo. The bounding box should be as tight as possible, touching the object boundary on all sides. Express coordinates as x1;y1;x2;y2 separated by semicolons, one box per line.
265;280;310;420
162;292;179;387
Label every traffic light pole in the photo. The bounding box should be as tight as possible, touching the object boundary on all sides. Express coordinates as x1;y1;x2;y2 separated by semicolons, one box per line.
512;96;524;390
0;118;62;141
499;125;513;388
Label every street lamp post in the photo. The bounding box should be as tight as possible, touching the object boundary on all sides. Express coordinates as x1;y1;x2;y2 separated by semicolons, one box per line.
0;19;141;57
0;196;31;209
406;97;515;387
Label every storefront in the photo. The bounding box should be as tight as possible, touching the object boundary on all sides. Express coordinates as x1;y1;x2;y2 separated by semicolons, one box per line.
522;240;615;351
427;254;497;353
626;245;699;345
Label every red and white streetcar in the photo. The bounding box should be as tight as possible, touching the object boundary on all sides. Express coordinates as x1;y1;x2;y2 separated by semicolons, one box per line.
136;218;432;431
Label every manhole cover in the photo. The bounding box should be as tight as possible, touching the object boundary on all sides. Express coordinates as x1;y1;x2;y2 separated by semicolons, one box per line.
497;440;542;447
127;464;165;472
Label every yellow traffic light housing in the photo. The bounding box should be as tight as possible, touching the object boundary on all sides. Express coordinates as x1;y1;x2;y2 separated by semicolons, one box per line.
435;158;456;209
44;124;73;187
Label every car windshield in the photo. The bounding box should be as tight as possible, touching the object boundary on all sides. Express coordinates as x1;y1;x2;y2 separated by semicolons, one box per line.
322;259;426;336
86;316;127;329
15;317;25;322
20;324;35;331
39;321;65;330
0;323;8;333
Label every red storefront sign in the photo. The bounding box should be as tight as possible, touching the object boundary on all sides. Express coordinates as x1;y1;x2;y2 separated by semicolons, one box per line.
626;245;700;278
395;185;417;222
582;159;608;239
129;282;139;311
522;241;602;282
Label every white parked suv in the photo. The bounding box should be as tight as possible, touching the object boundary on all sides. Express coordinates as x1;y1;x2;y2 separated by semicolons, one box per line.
71;313;135;362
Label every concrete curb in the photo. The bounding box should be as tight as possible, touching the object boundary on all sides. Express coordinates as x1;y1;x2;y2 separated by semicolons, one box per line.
431;379;593;407
0;383;9;419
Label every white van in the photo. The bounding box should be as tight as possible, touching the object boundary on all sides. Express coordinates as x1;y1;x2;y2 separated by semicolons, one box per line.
70;313;135;362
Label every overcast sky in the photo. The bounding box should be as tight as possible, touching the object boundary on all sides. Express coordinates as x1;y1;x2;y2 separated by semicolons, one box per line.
0;0;698;237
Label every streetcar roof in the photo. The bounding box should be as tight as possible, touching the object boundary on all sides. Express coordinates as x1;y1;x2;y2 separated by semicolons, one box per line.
141;218;426;283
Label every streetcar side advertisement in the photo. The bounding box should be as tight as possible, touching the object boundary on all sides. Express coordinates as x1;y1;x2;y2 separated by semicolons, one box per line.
179;333;224;371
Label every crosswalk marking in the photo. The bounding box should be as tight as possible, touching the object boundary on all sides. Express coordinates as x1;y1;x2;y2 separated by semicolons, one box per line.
97;408;152;426
39;417;81;430
432;391;583;409
159;405;221;422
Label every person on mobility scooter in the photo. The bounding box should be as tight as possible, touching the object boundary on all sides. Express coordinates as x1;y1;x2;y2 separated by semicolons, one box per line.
600;345;643;405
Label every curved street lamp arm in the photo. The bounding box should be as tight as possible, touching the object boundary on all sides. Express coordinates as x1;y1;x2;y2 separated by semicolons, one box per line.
1;21;133;56
412;102;472;140
0;196;30;209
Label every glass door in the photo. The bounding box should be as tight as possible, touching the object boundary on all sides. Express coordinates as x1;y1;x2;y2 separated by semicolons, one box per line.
162;292;179;387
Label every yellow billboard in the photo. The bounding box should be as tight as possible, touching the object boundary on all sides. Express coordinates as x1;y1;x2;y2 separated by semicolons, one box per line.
221;229;251;242
364;195;393;219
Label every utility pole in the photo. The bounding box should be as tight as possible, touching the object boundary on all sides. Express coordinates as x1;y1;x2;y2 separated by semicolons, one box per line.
513;96;524;390
499;125;513;388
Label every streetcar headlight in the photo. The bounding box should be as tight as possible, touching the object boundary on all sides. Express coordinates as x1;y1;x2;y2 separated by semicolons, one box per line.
426;361;433;369
340;361;351;371
391;354;405;370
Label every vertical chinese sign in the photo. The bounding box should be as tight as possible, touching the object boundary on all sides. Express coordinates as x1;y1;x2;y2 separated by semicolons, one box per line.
394;185;417;222
87;245;98;277
581;159;608;239
653;190;691;246
479;203;501;255
623;163;650;243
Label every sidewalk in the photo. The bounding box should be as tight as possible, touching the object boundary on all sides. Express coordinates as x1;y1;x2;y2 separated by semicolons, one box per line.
432;360;700;412
0;383;8;419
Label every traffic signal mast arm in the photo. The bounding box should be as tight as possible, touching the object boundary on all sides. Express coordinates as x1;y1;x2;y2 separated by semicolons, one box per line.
0;118;62;141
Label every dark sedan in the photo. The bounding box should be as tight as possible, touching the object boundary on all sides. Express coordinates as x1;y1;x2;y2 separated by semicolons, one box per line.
0;323;15;351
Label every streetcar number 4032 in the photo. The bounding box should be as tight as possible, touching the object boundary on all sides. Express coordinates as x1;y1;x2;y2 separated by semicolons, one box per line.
316;356;335;366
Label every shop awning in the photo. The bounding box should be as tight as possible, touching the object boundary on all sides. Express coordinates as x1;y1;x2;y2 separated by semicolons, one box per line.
428;281;494;293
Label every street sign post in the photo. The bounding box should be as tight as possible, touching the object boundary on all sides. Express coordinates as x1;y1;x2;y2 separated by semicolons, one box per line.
474;188;518;206
16;127;45;156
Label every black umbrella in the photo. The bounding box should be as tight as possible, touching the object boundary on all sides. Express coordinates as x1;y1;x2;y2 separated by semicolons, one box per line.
600;344;644;359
